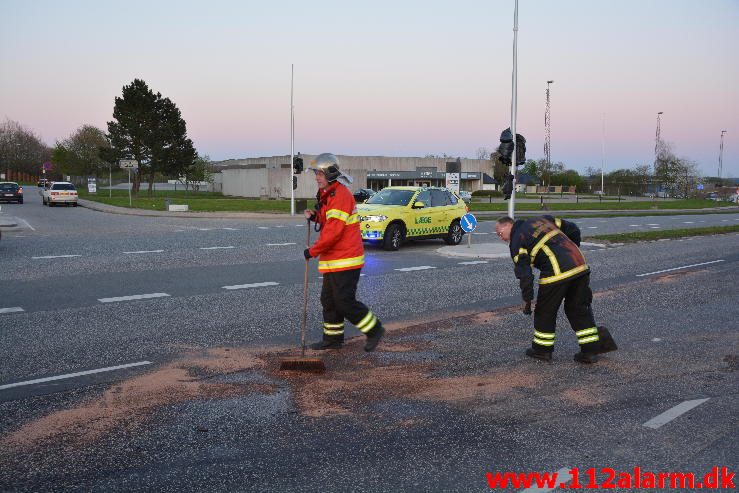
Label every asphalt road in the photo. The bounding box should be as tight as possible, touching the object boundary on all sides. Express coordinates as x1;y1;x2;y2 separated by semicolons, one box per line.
0;189;737;492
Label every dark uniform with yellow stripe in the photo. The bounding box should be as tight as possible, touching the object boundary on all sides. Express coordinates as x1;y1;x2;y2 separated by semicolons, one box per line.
509;216;600;354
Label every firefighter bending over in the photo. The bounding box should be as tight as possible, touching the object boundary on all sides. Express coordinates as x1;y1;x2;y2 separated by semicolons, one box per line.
303;153;385;352
495;215;617;363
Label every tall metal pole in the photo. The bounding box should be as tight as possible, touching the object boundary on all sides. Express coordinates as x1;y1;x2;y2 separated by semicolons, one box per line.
508;0;519;219
601;114;605;194
653;112;663;195
718;130;727;180
290;64;295;216
544;80;553;189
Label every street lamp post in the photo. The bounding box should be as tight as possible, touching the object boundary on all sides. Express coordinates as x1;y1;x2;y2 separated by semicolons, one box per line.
507;0;520;219
653;112;663;196
544;80;553;190
718;130;727;181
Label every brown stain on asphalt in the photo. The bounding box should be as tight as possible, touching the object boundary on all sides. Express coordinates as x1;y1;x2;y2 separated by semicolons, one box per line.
0;348;266;452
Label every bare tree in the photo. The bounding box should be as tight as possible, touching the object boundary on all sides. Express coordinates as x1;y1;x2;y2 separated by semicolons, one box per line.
0;119;50;175
476;147;490;160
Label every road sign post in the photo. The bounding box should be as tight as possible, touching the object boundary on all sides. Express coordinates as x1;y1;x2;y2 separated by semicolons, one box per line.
460;213;477;249
119;160;139;207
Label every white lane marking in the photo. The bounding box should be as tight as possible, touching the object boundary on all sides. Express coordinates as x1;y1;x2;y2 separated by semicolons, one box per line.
174;229;185;232
580;242;606;248
258;226;269;230
197;228;213;231
223;227;238;230
650;226;660;229
199;246;235;250
395;266;436;272
520;467;572;492
458;261;489;265
32;254;82;259
646;223;660;226
643;398;709;429
19;218;36;231
636;259;725;277
721;219;729;222
275;225;285;228
629;224;641;227
123;250;164;254
295;224;305;227
222;282;279;290
0;361;153;391
98;293;170;303
683;221;695;224
652;338;662;342
0;307;24;314
587;226;598;229
266;242;297;246
472;232;489;235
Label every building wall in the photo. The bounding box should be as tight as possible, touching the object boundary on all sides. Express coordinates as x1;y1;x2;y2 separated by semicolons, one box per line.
216;155;491;198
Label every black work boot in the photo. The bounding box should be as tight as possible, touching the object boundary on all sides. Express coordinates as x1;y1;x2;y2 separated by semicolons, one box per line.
309;339;343;350
573;351;598;364
596;326;618;354
525;348;553;362
364;324;385;352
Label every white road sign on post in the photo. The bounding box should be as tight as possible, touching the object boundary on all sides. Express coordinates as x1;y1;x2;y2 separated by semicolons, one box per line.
119;160;139;207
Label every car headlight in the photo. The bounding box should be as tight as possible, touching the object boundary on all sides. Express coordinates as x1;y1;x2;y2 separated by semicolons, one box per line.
361;215;387;223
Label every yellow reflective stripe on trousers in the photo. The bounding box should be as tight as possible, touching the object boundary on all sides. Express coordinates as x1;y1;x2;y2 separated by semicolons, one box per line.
323;329;344;336
534;331;555;340
539;264;589;285
533;338;555;346
578;335;599;344
575;327;598;337
326;209;349;222
323;322;344;329
318;255;365;270
356;311;377;333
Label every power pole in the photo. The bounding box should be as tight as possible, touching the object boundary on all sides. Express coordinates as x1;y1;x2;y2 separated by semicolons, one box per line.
544;80;553;189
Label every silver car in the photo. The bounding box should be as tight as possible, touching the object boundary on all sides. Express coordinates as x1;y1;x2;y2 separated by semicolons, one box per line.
43;182;79;207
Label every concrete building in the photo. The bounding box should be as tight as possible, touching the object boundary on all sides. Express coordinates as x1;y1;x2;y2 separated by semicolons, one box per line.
214;155;497;199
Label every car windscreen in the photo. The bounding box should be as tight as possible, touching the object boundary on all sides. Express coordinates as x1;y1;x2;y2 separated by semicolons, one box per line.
366;189;415;206
0;183;19;191
51;184;76;191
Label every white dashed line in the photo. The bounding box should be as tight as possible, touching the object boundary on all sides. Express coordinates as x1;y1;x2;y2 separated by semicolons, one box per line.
0;307;24;314
636;260;725;277
721;219;729;222
520;467;573;492
295;224;305;227
173;229;185;232
683;221;694;224
458;261;489;265
275;225;285;228
258;226;269;230
199;246;235;250
222;282;280;290
98;293;170;303
223;227;238;230
395;266;436;272
580;242;607;248
123;250;164;254
587;226;598;229
643;398;709;429
0;361;153;391
629;224;641;227
646;223;659;226
32;254;82;259
266;242;297;246
650;226;660;229
472;232;489;235
197;228;213;231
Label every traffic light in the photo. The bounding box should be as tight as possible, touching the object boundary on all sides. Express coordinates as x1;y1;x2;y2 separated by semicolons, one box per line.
293;175;298;190
497;128;526;166
502;173;514;200
293;152;304;174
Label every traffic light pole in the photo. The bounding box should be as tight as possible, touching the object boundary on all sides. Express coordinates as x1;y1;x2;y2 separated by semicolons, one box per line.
508;0;519;219
290;64;295;216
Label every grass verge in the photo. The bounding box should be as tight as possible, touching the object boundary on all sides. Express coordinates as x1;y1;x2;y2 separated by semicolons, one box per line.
588;225;739;243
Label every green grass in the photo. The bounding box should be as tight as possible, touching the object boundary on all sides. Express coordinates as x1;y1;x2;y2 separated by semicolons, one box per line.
78;189;293;212
468;199;730;212
588;225;739;243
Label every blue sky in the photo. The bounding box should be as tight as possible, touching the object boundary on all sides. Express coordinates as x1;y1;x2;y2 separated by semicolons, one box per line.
1;0;737;176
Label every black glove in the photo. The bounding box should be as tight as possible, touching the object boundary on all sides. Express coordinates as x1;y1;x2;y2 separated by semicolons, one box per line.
303;248;312;260
522;301;532;315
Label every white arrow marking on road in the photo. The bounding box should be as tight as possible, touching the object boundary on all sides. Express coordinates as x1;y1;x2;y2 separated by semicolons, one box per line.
458;261;488;265
98;293;170;303
123;250;164;254
636;259;725;277
199;246;235;250
0;307;24;314
0;361;153;391
520;467;573;492
222;282;280;290
395;266;436;272
643;398;709;429
32;255;82;259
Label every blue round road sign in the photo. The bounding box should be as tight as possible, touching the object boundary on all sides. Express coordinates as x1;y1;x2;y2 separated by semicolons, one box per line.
460;213;477;233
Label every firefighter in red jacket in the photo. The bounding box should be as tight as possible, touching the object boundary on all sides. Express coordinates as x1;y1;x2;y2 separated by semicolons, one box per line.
495;215;617;363
303;153;385;352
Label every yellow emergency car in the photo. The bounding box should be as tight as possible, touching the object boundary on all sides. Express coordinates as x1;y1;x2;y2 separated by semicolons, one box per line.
357;186;469;250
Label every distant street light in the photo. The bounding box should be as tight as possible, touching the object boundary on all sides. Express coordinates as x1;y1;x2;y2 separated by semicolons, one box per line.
718;130;727;181
653;112;663;195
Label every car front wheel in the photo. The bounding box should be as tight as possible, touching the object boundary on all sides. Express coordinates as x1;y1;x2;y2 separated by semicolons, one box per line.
444;220;464;245
383;224;403;251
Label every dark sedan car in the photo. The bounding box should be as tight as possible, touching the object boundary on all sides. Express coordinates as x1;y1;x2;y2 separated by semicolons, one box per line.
353;188;376;203
0;182;23;204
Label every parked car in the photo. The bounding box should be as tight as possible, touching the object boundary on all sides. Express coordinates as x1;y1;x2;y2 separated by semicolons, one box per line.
42;181;78;206
353;188;376;203
38;178;49;187
705;192;719;201
457;190;472;203
357;186;469;250
0;182;23;204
